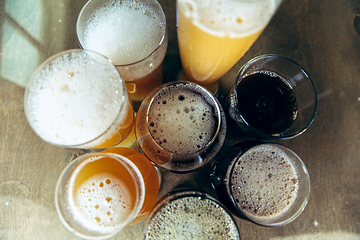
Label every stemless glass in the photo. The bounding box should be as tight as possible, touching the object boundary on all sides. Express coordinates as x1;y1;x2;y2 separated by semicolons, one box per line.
143;190;240;240
135;81;226;173
24;49;135;149
77;0;168;101
228;54;317;140
176;0;283;93
55;152;146;239
211;141;310;226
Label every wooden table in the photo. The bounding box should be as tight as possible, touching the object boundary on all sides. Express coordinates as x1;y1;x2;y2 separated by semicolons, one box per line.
1;0;360;239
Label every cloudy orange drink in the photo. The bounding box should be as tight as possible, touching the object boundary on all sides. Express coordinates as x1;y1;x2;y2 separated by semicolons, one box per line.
177;0;282;89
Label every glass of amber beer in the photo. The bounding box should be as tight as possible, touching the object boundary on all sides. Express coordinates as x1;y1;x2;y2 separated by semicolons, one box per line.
176;0;283;93
135;81;226;173
24;49;135;149
143;190;240;240
77;0;168;101
55;150;154;239
228;54;317;140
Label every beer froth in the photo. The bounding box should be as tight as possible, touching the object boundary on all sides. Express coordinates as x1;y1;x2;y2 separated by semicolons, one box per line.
25;51;125;146
148;83;218;154
229;144;299;220
178;0;279;38
144;196;239;240
83;0;165;65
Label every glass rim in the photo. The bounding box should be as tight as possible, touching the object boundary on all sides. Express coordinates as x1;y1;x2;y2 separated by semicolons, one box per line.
144;189;240;239
54;152;146;239
76;0;167;67
228;142;310;226
234;54;318;140
24;49;130;148
145;81;222;156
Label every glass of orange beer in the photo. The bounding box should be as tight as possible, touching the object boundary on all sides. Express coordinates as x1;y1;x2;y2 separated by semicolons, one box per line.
77;0;168;102
176;0;283;92
55;148;160;239
24;49;135;149
135;81;226;173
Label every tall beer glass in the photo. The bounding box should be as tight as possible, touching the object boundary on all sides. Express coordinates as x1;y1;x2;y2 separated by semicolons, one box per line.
176;0;283;92
211;141;310;226
77;0;168;101
143;190;240;240
135;81;226;173
24;49;135;149
55;151;146;239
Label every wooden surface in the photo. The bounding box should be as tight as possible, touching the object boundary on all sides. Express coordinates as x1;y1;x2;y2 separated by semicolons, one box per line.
1;0;360;239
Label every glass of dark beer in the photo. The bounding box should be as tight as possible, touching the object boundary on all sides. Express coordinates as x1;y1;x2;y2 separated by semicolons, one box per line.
228;54;317;139
135;81;226;173
143;190;240;240
211;141;310;226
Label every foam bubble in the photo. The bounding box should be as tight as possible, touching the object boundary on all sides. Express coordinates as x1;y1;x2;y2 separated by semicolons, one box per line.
148;83;218;154
83;0;165;65
178;0;280;38
71;173;132;230
144;196;239;240
229;144;299;219
25;51;125;146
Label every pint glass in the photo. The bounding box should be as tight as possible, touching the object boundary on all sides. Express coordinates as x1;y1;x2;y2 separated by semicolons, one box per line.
55;152;146;239
77;0;168;101
211;141;310;226
135;81;226;172
176;0;283;92
24;49;135;149
143;190;240;239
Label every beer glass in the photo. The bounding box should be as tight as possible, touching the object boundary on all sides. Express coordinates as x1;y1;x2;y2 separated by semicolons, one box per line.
228;54;317;140
211;141;310;226
24;49;135;149
135;81;226;173
77;0;168;101
55;152;146;239
143;190;240;240
176;0;283;93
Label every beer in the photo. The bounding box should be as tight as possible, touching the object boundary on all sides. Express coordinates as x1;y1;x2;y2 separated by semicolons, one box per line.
212;142;310;226
144;191;240;240
24;50;134;149
235;71;297;134
135;81;226;172
77;0;168;101
55;152;145;238
176;0;281;86
102;147;160;224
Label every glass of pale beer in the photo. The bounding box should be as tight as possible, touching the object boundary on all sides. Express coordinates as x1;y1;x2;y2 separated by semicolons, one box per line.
176;0;283;93
55;149;158;239
135;81;227;173
143;190;240;240
211;141;310;226
77;0;168;101
24;49;135;149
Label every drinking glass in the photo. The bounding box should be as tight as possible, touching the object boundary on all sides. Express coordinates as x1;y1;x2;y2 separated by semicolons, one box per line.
211;141;310;226
135;81;226;173
176;0;283;93
77;0;168;101
143;190;240;239
55;152;146;239
228;54;317;139
24;49;135;149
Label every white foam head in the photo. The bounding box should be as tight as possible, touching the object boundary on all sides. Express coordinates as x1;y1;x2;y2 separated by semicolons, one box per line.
24;50;127;147
82;0;166;65
144;195;239;240
147;82;219;154
177;0;282;38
